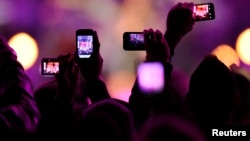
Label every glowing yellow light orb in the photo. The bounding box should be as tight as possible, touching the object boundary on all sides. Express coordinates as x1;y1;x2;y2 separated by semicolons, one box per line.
236;28;250;65
211;44;240;68
8;32;39;70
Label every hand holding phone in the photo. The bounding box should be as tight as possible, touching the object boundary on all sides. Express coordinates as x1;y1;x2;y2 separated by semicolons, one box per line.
193;3;215;21
123;32;144;50
41;58;60;75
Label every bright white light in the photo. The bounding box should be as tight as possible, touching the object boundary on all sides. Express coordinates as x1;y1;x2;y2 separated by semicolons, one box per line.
8;32;39;70
236;28;250;65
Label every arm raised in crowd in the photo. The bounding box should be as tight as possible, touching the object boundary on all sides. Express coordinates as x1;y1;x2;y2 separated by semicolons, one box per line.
129;2;196;128
164;2;194;57
75;30;110;104
129;29;175;130
55;53;79;107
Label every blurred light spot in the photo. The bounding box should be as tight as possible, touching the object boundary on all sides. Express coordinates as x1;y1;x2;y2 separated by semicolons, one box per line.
114;0;159;44
0;1;14;25
211;44;240;68
137;62;164;93
236;28;250;65
106;71;136;102
8;32;39;70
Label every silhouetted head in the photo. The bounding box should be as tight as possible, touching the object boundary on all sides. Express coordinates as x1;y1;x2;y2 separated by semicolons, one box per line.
186;55;238;124
75;98;136;141
0;35;17;63
130;76;187;130
231;72;250;123
138;114;206;141
34;80;57;117
35;80;78;141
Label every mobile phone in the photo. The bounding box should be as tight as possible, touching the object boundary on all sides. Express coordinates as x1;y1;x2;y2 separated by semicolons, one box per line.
137;62;165;93
193;3;215;21
76;29;94;58
123;32;144;50
41;58;60;75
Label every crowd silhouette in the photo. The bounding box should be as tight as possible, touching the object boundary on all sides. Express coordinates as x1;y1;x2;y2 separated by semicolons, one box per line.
1;2;249;141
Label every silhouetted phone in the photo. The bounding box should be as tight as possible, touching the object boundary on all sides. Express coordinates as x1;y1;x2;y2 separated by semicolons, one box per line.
76;29;94;58
123;32;144;51
193;3;215;21
41;58;60;75
137;62;165;93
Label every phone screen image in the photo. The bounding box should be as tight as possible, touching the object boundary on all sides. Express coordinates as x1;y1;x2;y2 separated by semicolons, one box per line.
193;3;215;21
130;33;144;47
42;60;59;75
137;62;164;93
123;32;144;50
77;35;93;58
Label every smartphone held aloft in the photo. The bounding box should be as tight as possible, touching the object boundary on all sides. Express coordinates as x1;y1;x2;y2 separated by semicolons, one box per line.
76;29;94;59
193;3;215;21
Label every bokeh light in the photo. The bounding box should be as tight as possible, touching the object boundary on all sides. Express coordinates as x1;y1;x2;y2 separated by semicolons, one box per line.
211;44;240;68
236;28;250;65
8;32;39;70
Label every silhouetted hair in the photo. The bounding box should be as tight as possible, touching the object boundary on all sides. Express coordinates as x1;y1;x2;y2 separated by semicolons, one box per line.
138;114;206;141
186;55;238;124
34;80;57;117
75;98;136;141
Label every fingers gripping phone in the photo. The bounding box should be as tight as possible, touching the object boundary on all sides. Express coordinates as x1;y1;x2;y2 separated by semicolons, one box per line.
193;3;215;21
41;58;60;75
76;29;94;58
123;32;144;51
137;62;165;93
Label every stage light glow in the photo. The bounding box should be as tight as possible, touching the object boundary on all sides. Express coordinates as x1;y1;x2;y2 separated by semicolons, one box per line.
8;32;39;70
106;70;136;102
236;28;250;65
211;44;240;68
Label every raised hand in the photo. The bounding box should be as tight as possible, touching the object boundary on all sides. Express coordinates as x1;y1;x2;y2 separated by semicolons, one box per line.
55;53;79;102
144;29;171;63
164;2;195;56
